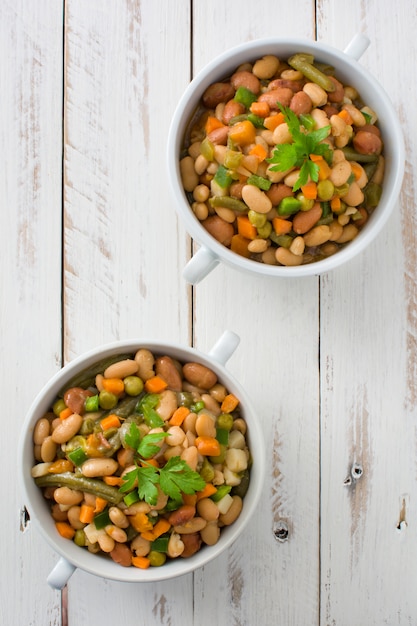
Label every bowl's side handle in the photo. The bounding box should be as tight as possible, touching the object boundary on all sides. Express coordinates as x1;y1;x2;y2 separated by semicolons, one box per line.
208;330;240;367
47;557;77;590
183;246;220;285
343;33;370;60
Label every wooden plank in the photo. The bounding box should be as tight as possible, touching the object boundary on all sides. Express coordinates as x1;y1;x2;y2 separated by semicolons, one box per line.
318;2;417;623
191;2;321;624
63;1;194;622
1;0;64;623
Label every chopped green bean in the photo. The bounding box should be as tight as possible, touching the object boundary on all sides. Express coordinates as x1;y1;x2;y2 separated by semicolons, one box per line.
209;196;248;212
34;472;123;504
341;147;379;163
288;53;335;92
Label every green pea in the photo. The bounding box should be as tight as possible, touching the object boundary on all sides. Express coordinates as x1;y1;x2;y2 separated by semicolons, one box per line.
123;375;144;397
248;209;267;228
296;194;315;212
53;398;67;417
200;457;215;482
257;221;272;239
317;179;334;201
74;529;86;547
148;551;167;567
216;413;234;431
99;390;118;410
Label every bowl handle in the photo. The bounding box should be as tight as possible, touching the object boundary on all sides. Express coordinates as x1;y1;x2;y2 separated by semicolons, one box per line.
208;330;240;366
47;557;76;590
183;246;219;284
343;33;370;60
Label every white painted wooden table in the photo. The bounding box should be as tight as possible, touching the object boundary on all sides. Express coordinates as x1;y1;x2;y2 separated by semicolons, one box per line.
4;1;417;624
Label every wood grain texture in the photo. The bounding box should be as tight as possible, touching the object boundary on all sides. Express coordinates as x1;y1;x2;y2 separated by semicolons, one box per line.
6;0;417;624
1;1;64;624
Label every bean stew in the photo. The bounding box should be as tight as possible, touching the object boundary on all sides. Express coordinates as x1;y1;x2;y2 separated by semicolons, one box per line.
180;52;385;266
31;349;251;569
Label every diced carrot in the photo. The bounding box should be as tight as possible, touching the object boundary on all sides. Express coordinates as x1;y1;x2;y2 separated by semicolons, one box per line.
228;120;256;146
237;215;257;240
55;521;76;540
48;459;73;474
132;555;151;569
140;458;159;468
350;162;363;181
205;115;225;134
330;196;341;212
79;504;95;524
182;493;198;506
144;375;168;394
220;393;239;413
195;436;221;457
272;217;292;235
59;407;73;421
94;497;108;514
169;406;190;427
249;101;270;117
152;518;171;539
140;530;156;542
102;377;125;396
103;475;123;486
230;234;251;258
100;413;121;431
130;512;153;533
300;181;318;200
338;108;353;125
264;111;285;131
195;483;218;501
309;155;331;180
248;143;268;162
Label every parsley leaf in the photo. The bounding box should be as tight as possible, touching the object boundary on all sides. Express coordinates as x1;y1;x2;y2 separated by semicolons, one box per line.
159;457;206;502
267;105;331;191
137;431;168;459
124;422;141;450
136;464;160;505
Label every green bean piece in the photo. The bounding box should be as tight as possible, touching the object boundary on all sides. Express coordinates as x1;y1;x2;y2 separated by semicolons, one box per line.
53;398;67;417
176;391;194;408
247;113;265;128
106;396;138;419
209;443;226;465
248;209;267;228
200;457;215;482
364;182;382;207
363;160;379;181
35;472;123;504
231;469;250;498
210;484;232;502
216;412;234;431
216;428;229;446
288;54;336;92
60;354;132;394
270;233;293;248
228;114;249;125
341;147;379;163
209;195;248;212
256;221;272;239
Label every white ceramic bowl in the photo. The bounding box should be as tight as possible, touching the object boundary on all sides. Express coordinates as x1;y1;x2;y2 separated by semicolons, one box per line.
167;34;404;283
19;331;265;588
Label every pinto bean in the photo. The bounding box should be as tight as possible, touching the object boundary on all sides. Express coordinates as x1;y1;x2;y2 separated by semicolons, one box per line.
155;356;182;391
230;70;260;94
222;99;245;124
110;542;132;567
202;215;233;246
64;387;93;415
168;504;196;527
327;76;345;103
207;126;229;145
179;533;202;558
202;82;235;108
292;203;322;234
269;78;305;93
353;130;382;155
266;183;293;206
258;87;293;109
290;90;312;115
182;362;218;390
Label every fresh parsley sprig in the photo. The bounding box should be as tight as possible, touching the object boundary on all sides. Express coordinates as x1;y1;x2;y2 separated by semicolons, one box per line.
120;422;206;506
268;105;332;191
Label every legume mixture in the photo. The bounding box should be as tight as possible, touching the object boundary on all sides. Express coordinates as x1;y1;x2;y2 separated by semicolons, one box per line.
31;350;251;569
180;52;384;266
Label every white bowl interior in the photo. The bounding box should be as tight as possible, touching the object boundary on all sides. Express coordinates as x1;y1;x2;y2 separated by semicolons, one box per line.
167;37;405;278
19;339;265;583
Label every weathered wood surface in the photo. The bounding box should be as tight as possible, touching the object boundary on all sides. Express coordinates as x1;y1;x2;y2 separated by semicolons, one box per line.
5;1;416;624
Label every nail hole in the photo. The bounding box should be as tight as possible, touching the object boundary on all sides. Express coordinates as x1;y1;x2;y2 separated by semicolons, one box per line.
351;463;363;479
343;476;352;486
273;521;289;542
20;507;30;532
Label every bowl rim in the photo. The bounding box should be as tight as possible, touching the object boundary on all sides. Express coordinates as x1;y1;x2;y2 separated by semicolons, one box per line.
18;338;266;583
167;36;405;278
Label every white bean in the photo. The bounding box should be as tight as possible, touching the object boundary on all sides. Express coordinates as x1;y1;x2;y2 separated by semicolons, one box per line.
81;457;118;477
51;413;83;444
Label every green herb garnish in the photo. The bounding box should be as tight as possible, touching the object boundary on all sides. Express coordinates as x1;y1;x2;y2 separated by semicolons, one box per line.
268;105;332;191
135;393;164;428
120;423;205;506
